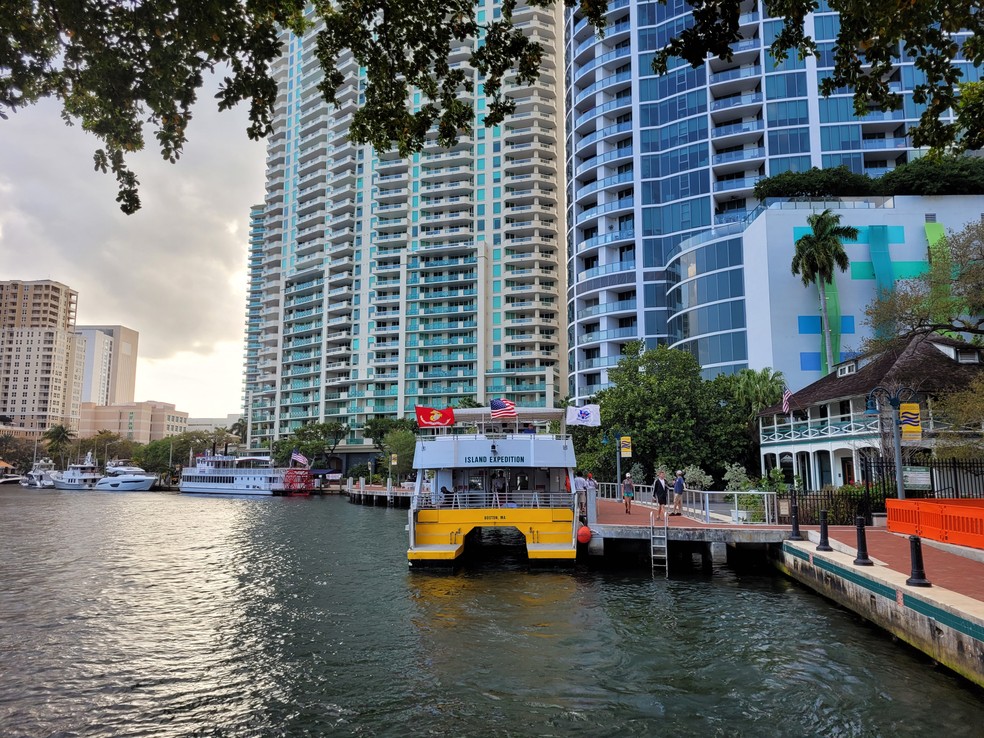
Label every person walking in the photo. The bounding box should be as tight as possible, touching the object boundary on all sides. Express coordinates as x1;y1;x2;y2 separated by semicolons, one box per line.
621;472;634;514
672;470;685;516
653;470;669;519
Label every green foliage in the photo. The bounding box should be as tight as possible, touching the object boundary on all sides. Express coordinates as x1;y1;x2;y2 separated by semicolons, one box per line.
931;373;984;459
0;433;38;472
682;464;713;491
627;462;647;485
6;0;982;212
453;397;482;409
42;424;76;467
865;217;984;342
761;468;787;493
753;167;875;200
382;429;416;478
362;417;417;453
722;463;752;491
877;154;984;196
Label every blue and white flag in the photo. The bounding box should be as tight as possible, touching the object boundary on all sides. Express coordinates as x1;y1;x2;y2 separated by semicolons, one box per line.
566;404;601;427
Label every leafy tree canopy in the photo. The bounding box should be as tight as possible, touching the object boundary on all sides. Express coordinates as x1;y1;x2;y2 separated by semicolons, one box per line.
866;217;984;344
754;157;984;201
4;0;981;212
382;429;416;479
362;417;417;453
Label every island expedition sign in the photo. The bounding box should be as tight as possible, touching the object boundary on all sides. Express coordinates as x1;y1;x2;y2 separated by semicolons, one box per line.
463;454;527;464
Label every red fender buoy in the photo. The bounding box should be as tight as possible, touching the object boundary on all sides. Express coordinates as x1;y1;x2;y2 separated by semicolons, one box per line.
577;525;592;544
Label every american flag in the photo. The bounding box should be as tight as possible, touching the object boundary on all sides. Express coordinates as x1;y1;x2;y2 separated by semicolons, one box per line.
291;449;309;466
490;398;517;419
782;386;792;414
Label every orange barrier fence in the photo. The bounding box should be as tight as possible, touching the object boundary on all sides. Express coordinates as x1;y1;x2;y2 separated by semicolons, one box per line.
887;499;984;549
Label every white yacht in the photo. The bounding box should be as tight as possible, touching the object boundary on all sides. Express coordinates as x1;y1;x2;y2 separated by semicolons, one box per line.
94;461;157;492
179;453;288;495
1;472;24;485
51;452;103;490
21;458;56;488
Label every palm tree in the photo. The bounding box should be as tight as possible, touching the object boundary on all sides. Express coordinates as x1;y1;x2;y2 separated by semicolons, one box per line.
791;208;859;373
229;417;247;441
42;424;76;467
734;368;786;420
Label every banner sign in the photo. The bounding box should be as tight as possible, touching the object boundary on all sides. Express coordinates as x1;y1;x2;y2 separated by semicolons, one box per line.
619;436;632;458
900;403;921;440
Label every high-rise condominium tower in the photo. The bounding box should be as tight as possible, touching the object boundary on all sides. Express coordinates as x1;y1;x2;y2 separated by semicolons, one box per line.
246;2;567;464
565;0;975;399
76;325;139;405
0;279;85;432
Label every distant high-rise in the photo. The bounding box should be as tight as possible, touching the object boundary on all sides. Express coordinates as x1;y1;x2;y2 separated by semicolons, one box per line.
245;1;568;467
564;0;971;398
76;325;139;405
0;279;84;432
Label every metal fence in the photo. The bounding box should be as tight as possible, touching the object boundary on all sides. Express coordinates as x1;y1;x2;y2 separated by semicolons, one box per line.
787;457;984;525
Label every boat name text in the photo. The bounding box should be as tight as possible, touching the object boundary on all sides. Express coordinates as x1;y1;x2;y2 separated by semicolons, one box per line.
463;455;526;464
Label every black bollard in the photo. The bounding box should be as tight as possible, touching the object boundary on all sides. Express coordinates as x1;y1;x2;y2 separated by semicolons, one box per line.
816;509;833;552
905;535;932;587
788;488;804;541
853;516;873;566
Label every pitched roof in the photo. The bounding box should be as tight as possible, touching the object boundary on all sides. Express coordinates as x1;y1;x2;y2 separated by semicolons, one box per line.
761;334;984;414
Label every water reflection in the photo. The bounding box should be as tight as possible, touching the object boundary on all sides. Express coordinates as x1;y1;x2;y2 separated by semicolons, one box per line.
0;491;981;737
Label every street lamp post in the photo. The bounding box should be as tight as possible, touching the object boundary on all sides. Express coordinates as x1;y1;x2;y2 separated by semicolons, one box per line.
865;386;915;500
601;430;625;488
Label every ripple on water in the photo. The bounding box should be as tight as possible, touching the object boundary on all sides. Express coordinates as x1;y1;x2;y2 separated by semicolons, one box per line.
1;491;982;737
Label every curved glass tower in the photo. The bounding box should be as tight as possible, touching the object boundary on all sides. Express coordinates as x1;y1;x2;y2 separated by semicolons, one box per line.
565;0;959;398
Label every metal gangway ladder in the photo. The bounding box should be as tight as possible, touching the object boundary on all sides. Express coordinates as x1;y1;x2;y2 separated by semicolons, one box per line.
650;509;668;576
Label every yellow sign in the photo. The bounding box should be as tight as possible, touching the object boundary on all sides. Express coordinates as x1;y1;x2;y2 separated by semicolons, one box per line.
390;453;398;465
619;436;632;458
900;403;921;440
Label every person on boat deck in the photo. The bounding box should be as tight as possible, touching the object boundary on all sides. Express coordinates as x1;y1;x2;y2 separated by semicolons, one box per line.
437;485;450;506
492;471;507;503
521;423;536;434
573;470;587;516
622;473;634;514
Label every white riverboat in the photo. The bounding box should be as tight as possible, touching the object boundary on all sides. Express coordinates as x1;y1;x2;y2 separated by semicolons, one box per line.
20;458;56;488
94;461;157;492
51;452;103;490
179;453;289;495
408;407;579;566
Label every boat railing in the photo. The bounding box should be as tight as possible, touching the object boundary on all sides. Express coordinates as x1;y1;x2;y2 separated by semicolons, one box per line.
420;431;572;442
414;490;575;510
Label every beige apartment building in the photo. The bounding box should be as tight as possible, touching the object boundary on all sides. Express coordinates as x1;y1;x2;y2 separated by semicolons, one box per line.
79;400;189;444
0;280;85;433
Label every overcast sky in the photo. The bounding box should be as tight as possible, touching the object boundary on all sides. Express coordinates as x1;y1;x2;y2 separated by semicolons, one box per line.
0;79;265;418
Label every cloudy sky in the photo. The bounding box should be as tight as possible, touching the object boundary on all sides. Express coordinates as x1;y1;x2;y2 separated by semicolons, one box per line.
0;80;265;418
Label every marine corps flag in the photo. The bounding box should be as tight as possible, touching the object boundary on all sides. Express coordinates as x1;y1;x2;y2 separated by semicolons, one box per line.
415;406;456;427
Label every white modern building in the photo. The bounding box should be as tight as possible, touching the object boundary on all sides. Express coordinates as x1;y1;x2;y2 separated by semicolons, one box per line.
76;325;139;406
564;0;980;399
245;1;569;467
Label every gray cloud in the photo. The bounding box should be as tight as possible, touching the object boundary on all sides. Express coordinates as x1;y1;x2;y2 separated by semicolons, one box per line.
0;79;265;363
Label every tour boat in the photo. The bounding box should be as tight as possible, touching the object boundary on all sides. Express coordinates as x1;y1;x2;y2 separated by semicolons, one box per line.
51;452;103;490
179;453;290;495
94;461;157;492
20;458;56;488
407;407;579;566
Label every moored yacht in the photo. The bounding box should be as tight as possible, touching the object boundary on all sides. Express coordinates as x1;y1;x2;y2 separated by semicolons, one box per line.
51;452;103;490
21;458;56;488
179;453;289;495
94;461;157;492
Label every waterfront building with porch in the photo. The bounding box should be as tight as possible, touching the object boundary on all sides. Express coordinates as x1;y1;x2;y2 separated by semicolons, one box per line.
759;334;984;490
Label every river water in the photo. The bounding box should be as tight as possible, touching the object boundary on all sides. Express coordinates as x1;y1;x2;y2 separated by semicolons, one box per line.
1;489;981;737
